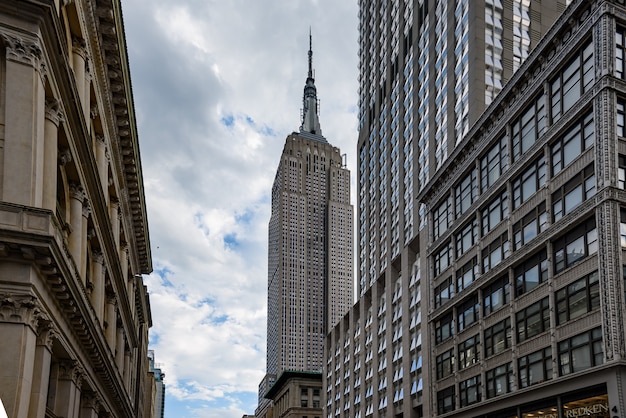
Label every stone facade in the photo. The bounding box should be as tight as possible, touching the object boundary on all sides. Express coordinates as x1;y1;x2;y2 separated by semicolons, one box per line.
0;0;153;417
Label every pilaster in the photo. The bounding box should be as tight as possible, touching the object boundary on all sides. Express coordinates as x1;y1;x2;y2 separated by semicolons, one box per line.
55;360;84;418
43;98;64;212
105;295;117;351
90;250;105;324
80;202;91;280
69;184;85;274
28;320;56;418
80;391;101;418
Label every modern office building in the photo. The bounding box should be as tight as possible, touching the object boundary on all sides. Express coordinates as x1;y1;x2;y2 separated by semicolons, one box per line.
256;38;354;417
324;0;600;417
0;0;153;417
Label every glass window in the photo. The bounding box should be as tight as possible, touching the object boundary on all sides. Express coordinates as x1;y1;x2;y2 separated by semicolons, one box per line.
618;100;626;138
456;219;478;258
513;202;547;249
456;257;478;293
516;297;550;342
551;41;593;123
455;169;478;217
481;135;508;192
435;313;454;344
457;295;479;332
437;386;455;414
483;275;510;316
556;271;600;324
459;375;481;407
434;241;453;276
435;277;454;308
433;197;452;240
486;362;512;398
482;232;510;273
436;348;454;379
551;112;594;175
485;318;512;357
458;334;480;369
514;250;548;296
617;26;626;79
619;155;626;190
512;157;546;208
558;327;603;375
622;209;626;248
552;164;595;222
518;347;552;388
512;94;546;160
553;217;597;274
481;190;508;235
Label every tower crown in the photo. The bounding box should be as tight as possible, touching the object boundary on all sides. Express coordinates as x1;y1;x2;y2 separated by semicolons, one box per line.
300;30;322;135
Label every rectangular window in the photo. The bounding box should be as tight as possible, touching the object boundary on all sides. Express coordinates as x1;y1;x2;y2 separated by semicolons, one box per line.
553;217;597;274
513;202;548;249
483;275;510;316
457;295;479;332
556;271;600;324
552;164;595;222
436;348;454;379
558;327;603;375
621;209;626;248
551;41;594;123
482;232;510;273
458;334;480;369
456;257;478;293
516;297;550;343
437;386;455;414
617;26;626;79
459;375;481;407
485;318;512;357
514;250;548;297
456;219;478;258
620;155;626;190
481;190;508;235
481;135;508;192
435;313;454;344
455;169;478;217
512;94;546;160
518;347;552;388
435;277;454;308
512;157;546;208
434;241;453;276
433;197;452;240
486;362;512;398
551;112;594;175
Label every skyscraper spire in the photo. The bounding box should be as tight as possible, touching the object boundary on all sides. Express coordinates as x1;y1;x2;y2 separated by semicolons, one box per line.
300;29;322;135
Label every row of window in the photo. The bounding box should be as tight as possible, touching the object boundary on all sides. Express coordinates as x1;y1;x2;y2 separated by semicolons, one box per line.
437;327;603;414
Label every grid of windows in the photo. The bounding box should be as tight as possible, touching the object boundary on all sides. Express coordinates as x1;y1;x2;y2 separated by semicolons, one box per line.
436;348;454;379
434;241;453;276
457;295;479;332
558;327;603;375
485;318;511;357
513;201;547;249
481;190;508;235
514;250;548;296
456;219;477;258
553;217;597;274
617;26;626;79
459;375;481;407
481;135;508;192
556;271;599;324
485;362;512;398
552;164;595;222
458;334;480;369
518;347;553;388
516;297;550;342
433;198;452;240
512;94;546;160
551;112;594;175
512;157;546;208
550;41;593;123
483;275;510;315
455;170;478;217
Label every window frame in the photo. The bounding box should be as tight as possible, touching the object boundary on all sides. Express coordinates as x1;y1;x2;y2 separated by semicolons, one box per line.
518;347;553;388
484;317;512;357
556;271;600;325
516;297;550;343
553;217;597;274
552;164;595;222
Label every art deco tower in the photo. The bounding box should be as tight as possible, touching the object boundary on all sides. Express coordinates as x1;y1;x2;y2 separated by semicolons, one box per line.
258;35;354;417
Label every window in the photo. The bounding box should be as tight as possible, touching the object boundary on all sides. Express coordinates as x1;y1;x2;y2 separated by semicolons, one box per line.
551;41;593;123
434;241;453;276
485;318;511;357
483;276;510;316
558;327;603;375
481;190;508;235
619;100;626;138
436;348;454;379
481;135;508;192
552;164;595;222
516;297;550;342
512;157;546;208
553;217;597;274
435;277;454;308
513;202;547;249
556;271;599;324
456;257;478;293
457;295;479;332
482;232;510;273
486;362;512;398
458;334;480;369
437;386;455;414
456;219;477;258
435;313;454;344
518;347;552;388
433;197;452;240
512;94;546;160
622;209;626;248
551;112;594;175
514;250;548;296
617;26;626;79
455;169;478;216
619;155;626;190
459;375;481;407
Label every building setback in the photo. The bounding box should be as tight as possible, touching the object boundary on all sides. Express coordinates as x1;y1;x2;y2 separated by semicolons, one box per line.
257;37;354;418
0;0;154;417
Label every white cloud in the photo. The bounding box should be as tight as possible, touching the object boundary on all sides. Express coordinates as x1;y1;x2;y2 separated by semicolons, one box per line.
123;0;358;416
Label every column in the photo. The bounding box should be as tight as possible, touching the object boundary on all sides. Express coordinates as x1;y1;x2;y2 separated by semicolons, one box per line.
80;204;91;281
109;199;120;248
71;37;87;111
95;135;108;199
120;244;128;282
68;184;84;274
1;33;46;206
90;251;105;324
105;296;117;351
0;294;39;417
115;328;124;372
79;392;100;418
43;98;63;212
28;321;56;418
54;360;83;418
123;349;131;390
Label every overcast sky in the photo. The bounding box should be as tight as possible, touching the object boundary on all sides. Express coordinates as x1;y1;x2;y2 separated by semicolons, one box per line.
122;1;359;417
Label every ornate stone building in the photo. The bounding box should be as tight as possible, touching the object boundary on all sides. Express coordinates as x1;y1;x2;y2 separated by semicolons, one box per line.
0;0;153;417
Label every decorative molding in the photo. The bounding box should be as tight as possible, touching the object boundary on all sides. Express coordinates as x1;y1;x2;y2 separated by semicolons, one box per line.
80;391;101;411
82;201;91;219
58;360;84;387
0;33;42;67
72;37;87;59
92;250;104;265
45;98;64;127
36;319;57;350
0;293;41;330
69;183;85;201
59;148;72;166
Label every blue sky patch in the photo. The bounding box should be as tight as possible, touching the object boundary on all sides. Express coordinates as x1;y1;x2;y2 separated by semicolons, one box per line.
220;114;235;127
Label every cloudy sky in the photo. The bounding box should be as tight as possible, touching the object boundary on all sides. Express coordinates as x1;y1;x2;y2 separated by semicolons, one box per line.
122;1;359;417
